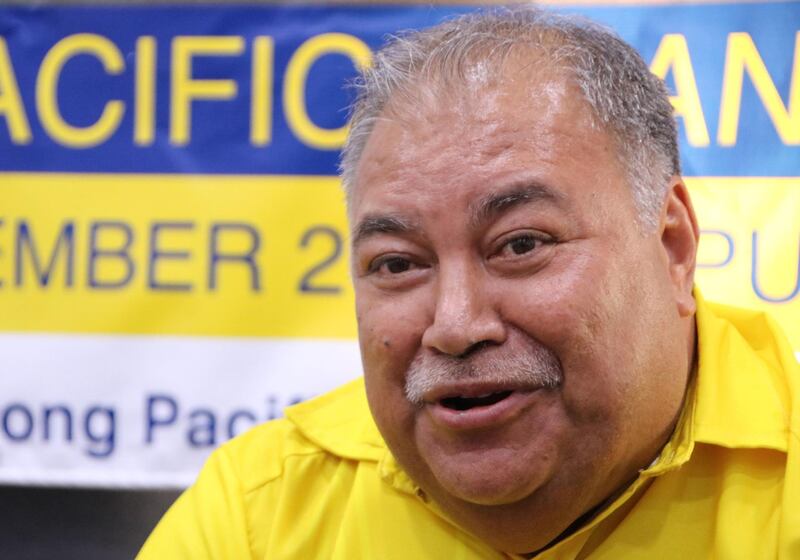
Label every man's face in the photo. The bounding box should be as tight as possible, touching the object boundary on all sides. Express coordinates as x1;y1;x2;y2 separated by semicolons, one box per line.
350;67;693;550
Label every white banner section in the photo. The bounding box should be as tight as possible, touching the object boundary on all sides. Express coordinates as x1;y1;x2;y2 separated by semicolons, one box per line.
0;334;362;488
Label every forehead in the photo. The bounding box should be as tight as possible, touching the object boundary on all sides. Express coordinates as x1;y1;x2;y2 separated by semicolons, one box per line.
350;66;627;224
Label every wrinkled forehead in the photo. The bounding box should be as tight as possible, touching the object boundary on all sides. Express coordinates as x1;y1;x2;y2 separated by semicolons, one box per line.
351;65;601;195
348;49;606;196
348;76;625;239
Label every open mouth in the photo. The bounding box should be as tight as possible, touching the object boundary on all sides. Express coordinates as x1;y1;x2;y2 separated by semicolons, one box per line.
439;390;514;411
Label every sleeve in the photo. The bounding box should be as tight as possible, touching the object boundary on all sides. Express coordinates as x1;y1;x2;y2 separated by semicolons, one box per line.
136;446;252;560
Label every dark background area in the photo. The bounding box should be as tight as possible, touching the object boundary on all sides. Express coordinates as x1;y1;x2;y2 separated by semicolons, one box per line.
0;486;181;559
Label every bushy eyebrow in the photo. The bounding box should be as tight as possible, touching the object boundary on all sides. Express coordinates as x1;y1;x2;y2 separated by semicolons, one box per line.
352;214;418;247
352;182;562;246
470;182;563;228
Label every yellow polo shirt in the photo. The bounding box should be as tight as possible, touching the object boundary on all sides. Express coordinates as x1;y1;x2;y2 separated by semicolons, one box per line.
138;294;800;559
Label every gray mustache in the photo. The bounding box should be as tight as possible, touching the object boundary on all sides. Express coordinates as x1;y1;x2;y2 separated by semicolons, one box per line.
405;347;563;405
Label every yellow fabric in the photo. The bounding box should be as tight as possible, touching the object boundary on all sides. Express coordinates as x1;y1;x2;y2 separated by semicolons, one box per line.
138;293;800;559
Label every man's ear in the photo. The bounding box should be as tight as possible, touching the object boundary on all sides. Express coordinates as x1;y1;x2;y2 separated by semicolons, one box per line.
660;176;699;318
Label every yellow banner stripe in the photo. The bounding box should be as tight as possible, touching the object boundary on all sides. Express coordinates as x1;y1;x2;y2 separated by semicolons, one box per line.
1;173;798;351
0;172;356;338
691;177;800;351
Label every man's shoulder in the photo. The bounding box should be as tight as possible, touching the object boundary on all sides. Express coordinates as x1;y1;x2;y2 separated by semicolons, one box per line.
704;298;798;370
699;295;799;388
137;379;393;559
694;294;799;452
216;377;385;493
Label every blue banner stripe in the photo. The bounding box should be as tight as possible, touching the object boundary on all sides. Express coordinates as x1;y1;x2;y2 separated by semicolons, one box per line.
0;3;797;176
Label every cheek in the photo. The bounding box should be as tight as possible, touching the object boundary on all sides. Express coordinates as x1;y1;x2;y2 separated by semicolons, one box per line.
357;297;428;459
356;288;433;413
543;245;676;425
502;248;636;420
357;297;427;364
504;248;614;346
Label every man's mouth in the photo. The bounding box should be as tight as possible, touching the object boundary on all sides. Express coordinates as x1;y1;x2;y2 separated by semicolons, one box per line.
439;390;514;411
423;385;541;431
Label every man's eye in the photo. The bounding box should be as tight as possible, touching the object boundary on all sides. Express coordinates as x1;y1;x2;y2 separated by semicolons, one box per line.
385;258;411;273
370;256;413;274
508;236;539;255
499;234;544;257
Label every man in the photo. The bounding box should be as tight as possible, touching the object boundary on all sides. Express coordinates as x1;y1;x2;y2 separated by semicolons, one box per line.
139;8;799;558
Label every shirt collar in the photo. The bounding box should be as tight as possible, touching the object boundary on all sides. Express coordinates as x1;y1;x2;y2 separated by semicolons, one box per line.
285;378;385;462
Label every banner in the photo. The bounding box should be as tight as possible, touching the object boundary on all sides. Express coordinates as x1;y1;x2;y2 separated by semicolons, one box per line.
0;3;798;487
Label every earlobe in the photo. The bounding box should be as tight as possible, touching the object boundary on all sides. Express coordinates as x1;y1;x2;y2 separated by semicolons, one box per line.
660;177;699;317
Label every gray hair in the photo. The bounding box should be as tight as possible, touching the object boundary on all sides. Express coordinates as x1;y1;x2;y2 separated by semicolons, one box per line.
339;7;680;229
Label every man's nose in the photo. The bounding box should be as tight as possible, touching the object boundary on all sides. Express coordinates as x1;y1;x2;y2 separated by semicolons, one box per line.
421;262;506;356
